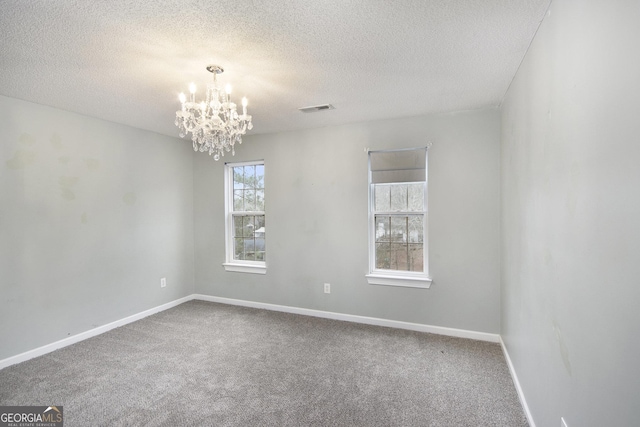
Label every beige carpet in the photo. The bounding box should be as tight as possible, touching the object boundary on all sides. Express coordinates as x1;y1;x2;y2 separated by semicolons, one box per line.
0;300;527;426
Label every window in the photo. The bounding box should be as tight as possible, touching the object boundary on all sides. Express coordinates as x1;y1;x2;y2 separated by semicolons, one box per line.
223;161;266;274
366;148;431;288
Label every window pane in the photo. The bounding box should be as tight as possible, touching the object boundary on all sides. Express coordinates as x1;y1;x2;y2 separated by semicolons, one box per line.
233;216;243;238
374;185;390;212
390;184;408;211
244;216;256;239
375;243;391;269
244;189;256;211
233;167;244;189
244;238;256;260
390;216;407;242
244;165;256;187
407;183;424;212
255;251;265;261
255;215;265;253
256;164;265;187
255;215;265;231
255;189;265;211
375;216;390;242
390;243;408;271
408;215;423;243
408;244;423;272
233;190;244;211
234;238;244;259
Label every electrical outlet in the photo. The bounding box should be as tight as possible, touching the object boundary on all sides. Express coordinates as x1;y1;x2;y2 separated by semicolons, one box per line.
324;283;330;294
561;417;568;427
160;277;166;288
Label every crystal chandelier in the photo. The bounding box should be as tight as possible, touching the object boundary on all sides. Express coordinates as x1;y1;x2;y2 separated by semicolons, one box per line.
175;65;253;160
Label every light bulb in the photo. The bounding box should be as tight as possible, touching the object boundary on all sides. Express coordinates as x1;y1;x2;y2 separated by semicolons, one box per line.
241;97;248;107
225;84;232;95
179;92;186;103
189;83;197;94
200;101;206;111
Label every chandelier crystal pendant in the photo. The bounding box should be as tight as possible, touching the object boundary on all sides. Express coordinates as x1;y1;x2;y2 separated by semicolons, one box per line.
175;65;253;160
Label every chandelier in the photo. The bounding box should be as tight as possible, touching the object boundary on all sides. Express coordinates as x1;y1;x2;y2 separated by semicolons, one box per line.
175;65;253;160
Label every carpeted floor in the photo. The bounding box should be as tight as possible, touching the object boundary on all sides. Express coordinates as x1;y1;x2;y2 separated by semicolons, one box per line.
0;300;527;426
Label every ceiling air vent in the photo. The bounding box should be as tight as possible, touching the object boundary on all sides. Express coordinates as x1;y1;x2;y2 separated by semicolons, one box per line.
298;104;335;113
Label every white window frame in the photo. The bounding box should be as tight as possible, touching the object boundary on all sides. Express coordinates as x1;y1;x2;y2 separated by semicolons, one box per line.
366;148;432;289
223;160;266;275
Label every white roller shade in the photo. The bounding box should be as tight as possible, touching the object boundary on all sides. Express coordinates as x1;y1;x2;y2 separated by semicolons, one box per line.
370;148;427;184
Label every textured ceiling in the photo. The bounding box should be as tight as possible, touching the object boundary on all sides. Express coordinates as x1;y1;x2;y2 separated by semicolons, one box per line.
0;0;550;137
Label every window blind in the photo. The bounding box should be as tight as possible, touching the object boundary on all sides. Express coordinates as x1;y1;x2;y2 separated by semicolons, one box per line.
369;148;427;184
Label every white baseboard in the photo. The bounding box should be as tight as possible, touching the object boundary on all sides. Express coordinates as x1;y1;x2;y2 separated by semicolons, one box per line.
0;296;192;370
0;293;500;371
500;336;536;427
192;294;500;343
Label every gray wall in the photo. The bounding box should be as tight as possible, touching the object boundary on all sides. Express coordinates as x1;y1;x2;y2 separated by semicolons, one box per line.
194;109;501;333
0;95;195;360
501;0;640;426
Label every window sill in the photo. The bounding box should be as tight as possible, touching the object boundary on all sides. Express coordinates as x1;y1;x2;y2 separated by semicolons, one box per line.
366;273;432;289
223;263;267;275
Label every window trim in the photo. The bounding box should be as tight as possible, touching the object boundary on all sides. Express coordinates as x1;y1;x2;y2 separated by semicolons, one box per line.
367;148;431;288
222;262;267;275
223;160;266;274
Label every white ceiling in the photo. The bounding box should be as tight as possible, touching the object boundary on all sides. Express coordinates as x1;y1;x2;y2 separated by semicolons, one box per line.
0;0;550;137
